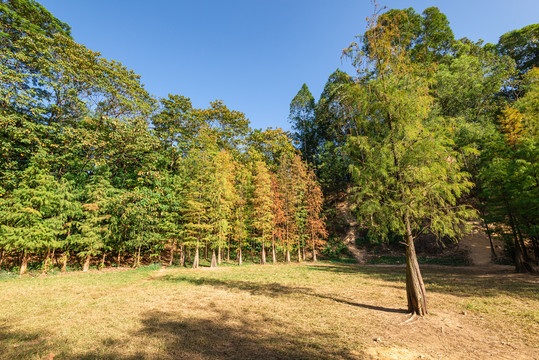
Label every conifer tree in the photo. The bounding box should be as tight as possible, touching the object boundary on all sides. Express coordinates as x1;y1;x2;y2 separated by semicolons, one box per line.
252;161;274;264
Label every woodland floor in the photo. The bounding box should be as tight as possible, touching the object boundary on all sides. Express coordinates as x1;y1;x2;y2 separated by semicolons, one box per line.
1;261;538;360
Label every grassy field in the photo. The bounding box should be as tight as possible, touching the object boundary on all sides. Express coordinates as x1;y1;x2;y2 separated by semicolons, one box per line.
0;262;537;360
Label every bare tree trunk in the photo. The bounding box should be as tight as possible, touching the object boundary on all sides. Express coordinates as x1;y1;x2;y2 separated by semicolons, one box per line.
272;239;276;264
286;249;291;263
405;213;428;315
297;246;301;262
218;246;222;265
482;219;497;260
62;252;68;272
100;253;106;269
302;245;306;261
261;241;266;265
0;248;5;269
227;239;230;262
51;248;56;267
42;248;51;274
134;246;141;268
169;240;176;266
238;246;243;266
179;244;185;267
20;251;28;275
211;249;217;268
192;241;199;269
312;239;317;262
82;255;91;272
117;251;122;267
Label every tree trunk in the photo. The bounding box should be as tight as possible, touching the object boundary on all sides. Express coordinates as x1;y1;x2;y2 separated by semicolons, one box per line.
179;244;185;267
286;249;291;263
117;251;122;267
51;248;56;267
169;240;176;266
302;245;306;261
261;242;266;265
297;246;301;262
82;255;91;272
211;249;217;268
20;251;28;275
204;243;208;260
135;246;141;268
192;242;199;269
531;237;539;262
272;239;276;264
218;245;222;265
42;248;51;274
482;219;497;260
405;214;428;315
62;252;68;272
508;210;533;273
227;239;230;262
238;246;243;266
0;248;5;269
100;253;106;269
312;239;317;262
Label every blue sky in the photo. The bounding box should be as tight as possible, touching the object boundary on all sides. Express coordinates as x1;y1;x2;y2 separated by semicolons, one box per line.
39;0;539;131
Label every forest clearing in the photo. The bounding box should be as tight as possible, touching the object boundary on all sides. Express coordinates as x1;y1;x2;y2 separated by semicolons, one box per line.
1;1;538;359
1;262;537;360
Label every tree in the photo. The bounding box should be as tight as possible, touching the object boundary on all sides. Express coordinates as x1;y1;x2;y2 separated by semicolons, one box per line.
344;10;475;315
289;84;317;164
252;161;274;264
305;168;328;261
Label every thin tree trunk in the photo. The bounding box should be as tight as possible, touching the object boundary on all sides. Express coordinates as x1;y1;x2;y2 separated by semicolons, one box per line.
62;252;68;272
20;251;28;275
117;251;122;267
135;246;141;268
211;249;217;268
238;246;243;266
532;237;539;262
82;255;91;272
297;246;301;262
272;239;276;264
508;208;533;273
0;248;5;269
286;249;291;263
405;213;428;315
192;241;199;269
482;218;497;260
312;239;317;262
179;244;185;267
204;243;208;260
100;253;106;269
169;240;176;266
42;248;51;274
261;241;266;265
51;248;56;267
227;239;230;262
218;245;222;265
251;238;254;262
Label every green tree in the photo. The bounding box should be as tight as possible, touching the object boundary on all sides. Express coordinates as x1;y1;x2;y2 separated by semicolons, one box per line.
344;11;475;315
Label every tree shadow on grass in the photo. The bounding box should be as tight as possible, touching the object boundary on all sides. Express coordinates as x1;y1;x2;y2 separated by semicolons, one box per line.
73;309;362;360
159;275;408;314
309;263;539;301
0;325;52;360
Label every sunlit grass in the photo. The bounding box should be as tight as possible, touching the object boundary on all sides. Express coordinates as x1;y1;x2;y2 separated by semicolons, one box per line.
0;262;537;359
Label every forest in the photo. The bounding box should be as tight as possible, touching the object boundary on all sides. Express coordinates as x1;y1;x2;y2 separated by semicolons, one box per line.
1;0;538;316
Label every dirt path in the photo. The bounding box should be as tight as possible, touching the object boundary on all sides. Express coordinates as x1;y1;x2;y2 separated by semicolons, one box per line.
459;222;497;266
336;198;367;263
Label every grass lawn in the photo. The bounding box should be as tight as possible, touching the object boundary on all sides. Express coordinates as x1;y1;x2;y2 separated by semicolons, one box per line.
0;262;537;359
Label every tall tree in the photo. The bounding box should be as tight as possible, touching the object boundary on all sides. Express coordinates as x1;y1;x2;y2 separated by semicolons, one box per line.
344;10;475;315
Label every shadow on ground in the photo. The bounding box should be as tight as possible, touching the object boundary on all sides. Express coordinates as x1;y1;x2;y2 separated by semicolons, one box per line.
307;263;539;300
72;309;363;360
160;275;408;314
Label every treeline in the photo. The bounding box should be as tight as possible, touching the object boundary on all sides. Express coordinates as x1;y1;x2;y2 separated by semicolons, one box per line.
288;6;537;312
0;0;327;274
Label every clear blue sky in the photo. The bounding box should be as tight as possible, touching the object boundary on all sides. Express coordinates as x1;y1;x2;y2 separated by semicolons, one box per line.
39;0;539;131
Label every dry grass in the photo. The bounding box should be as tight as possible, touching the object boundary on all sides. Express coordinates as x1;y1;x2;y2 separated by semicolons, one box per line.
0;262;537;360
